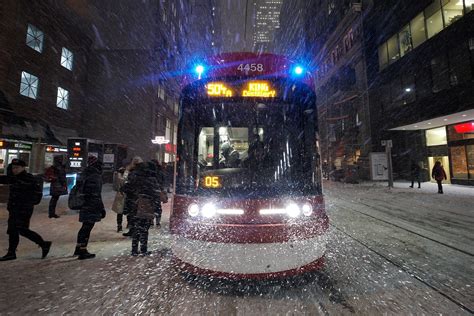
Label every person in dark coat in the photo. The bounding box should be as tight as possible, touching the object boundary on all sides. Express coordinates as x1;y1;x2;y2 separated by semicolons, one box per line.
73;156;106;260
409;161;421;189
151;159;165;227
121;156;143;237
122;162;160;256
432;161;447;194
44;156;68;218
0;160;52;261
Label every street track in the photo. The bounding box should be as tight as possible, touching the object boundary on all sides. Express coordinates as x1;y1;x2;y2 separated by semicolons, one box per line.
329;215;474;314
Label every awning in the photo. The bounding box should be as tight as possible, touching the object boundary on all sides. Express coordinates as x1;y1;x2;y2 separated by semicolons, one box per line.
389;109;474;131
48;125;79;146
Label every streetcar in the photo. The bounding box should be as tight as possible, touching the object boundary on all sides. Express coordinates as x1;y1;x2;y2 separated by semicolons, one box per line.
170;52;328;279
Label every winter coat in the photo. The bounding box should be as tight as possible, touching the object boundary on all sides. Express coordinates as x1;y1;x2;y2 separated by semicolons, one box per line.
79;165;105;223
432;165;447;182
122;164;160;216
7;171;37;211
45;164;68;196
410;163;421;176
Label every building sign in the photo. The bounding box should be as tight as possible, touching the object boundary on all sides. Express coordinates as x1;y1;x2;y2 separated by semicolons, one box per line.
0;140;33;151
103;154;115;164
46;146;67;153
67;139;87;169
165;143;177;154
454;121;474;134
152;136;170;144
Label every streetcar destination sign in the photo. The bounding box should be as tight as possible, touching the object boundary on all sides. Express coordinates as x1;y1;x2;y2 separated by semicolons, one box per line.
206;81;276;98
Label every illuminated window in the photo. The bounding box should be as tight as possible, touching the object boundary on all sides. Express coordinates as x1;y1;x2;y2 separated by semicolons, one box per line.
387;35;400;64
398;24;412;57
378;42;389;70
60;47;73;70
56;87;69;110
19;71;39;99
410;12;427;48
26;24;44;53
165;119;171;141
442;0;464;27
425;1;443;38
466;0;474;12
426;127;447;146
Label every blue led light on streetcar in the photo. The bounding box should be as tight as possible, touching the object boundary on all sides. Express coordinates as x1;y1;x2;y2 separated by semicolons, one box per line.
195;65;205;75
293;66;304;75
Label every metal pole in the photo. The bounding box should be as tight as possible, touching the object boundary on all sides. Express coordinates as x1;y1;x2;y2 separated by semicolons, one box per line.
387;145;393;188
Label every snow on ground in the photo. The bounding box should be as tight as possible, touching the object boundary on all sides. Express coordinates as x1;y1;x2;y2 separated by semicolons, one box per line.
0;182;472;314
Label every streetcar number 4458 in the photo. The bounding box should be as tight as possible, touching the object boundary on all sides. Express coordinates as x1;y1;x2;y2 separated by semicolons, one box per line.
237;63;264;72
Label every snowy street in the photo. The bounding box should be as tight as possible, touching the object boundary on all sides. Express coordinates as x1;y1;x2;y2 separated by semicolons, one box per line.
0;181;473;315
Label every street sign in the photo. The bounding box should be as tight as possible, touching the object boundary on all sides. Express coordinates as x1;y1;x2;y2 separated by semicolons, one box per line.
381;139;392;148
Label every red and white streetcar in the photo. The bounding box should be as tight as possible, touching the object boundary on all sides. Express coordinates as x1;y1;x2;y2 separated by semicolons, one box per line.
170;52;329;279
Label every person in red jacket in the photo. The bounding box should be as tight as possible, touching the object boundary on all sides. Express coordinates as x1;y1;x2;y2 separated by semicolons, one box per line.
431;161;447;194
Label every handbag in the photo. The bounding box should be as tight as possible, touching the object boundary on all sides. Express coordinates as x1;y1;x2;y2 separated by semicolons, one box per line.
136;195;155;220
111;192;125;214
160;191;168;203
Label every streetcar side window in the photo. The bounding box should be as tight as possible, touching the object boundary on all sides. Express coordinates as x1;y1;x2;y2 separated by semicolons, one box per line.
198;127;214;167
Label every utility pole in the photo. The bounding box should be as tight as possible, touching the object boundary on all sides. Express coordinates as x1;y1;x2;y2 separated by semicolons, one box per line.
382;140;393;188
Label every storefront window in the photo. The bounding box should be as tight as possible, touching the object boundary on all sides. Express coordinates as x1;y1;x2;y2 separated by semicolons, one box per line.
378;42;388;70
387;35;400;64
467;145;474;178
426;127;447;146
450;146;468;179
425;1;443;39
410;13;427;48
398;24;412;57
442;0;464;27
447;122;474;141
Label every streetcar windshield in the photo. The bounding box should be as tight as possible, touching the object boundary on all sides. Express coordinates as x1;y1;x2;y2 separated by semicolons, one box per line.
177;98;322;197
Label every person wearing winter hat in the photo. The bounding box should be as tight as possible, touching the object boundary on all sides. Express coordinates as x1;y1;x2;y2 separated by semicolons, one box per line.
73;156;106;260
0;160;52;261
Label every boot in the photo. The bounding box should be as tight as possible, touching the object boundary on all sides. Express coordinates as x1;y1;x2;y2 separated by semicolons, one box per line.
122;229;133;237
41;241;52;259
117;225;123;233
49;214;60;219
0;252;16;261
78;248;95;260
73;246;81;256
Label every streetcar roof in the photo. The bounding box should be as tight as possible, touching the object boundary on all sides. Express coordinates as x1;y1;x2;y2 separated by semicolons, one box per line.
182;52;314;89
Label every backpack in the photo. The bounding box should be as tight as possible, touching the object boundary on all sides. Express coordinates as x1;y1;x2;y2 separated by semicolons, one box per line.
68;179;85;210
32;175;44;205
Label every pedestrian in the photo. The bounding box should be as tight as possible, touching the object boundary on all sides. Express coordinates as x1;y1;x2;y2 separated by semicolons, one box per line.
73;156;106;260
112;167;126;232
122;162;160;256
431;161;447;194
0;160;52;261
409;160;421;189
151;159;165;227
44;156;68;218
121;156;143;237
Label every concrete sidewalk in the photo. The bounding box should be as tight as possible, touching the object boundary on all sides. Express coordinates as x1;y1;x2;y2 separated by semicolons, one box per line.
0;184;172;260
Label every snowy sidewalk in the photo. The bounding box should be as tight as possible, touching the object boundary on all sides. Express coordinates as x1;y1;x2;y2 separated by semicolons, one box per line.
340;180;474;197
0;184;172;260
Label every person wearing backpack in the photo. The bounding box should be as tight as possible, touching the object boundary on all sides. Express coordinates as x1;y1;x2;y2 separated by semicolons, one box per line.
73;156;106;260
122;162;160;256
0;160;52;261
44;156;68;218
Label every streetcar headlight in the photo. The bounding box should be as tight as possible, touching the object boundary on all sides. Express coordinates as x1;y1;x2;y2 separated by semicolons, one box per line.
302;203;312;216
201;203;217;218
188;203;200;217
286;203;301;218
